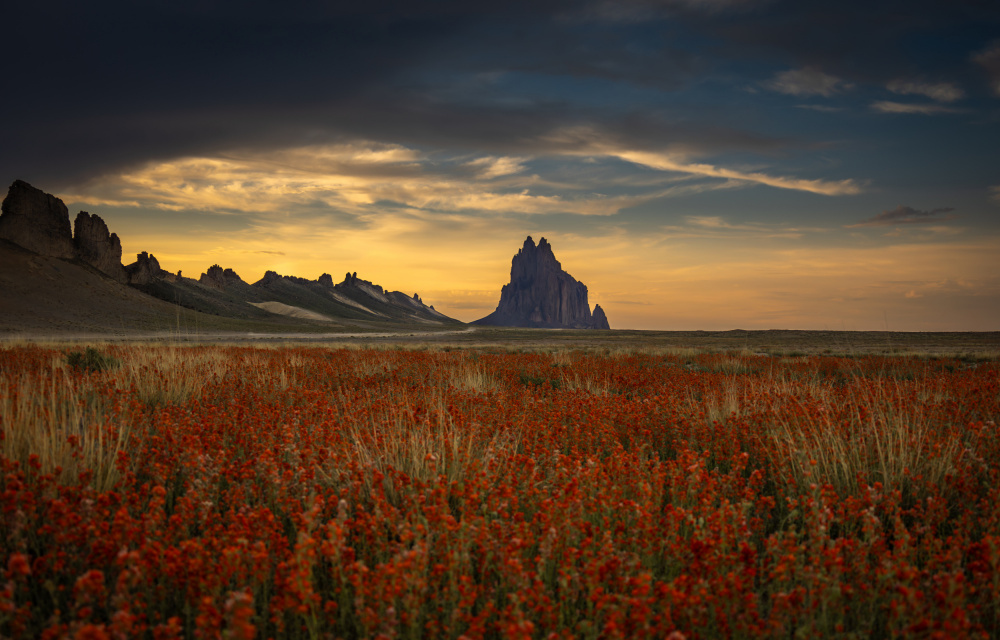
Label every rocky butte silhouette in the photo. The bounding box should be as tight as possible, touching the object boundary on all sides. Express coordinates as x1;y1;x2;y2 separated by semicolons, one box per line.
476;236;610;329
0;180;459;331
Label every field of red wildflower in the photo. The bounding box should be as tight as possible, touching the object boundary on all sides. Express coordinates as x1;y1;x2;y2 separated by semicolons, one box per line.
1;344;998;639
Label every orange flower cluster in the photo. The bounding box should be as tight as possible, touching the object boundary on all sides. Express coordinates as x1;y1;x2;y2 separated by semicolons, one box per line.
1;346;998;638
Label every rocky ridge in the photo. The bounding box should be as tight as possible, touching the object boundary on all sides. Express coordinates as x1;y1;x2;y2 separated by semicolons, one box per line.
74;211;127;282
199;264;245;289
0;180;76;259
125;252;165;285
475;236;610;329
0;180;500;329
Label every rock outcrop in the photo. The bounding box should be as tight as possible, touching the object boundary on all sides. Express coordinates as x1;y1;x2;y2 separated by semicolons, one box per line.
254;270;285;287
125;251;163;285
0;180;160;286
0;180;76;259
475;236;610;329
337;272;387;295
0;180;460;327
74;212;127;282
199;264;244;289
591;304;610;330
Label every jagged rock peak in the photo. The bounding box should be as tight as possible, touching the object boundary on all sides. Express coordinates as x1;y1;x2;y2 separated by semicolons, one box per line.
254;270;285;287
0;180;75;259
200;265;224;288
318;273;334;288
199;264;244;289
520;235;554;255
126;251;163;285
74;211;126;282
591;304;610;331
475;235;611;329
337;272;384;295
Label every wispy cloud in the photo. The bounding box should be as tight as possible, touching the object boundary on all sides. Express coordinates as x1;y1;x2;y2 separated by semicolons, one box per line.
465;156;528;179
870;101;964;115
65;142;745;220
886;80;963;103
766;68;852;97
608;150;862;195
849;205;956;227
65;125;865;228
795;104;843;113
678;215;810;238
990;186;1000;203
973;41;1000;97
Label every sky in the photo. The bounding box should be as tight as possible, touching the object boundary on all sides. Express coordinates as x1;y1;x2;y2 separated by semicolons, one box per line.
3;0;999;330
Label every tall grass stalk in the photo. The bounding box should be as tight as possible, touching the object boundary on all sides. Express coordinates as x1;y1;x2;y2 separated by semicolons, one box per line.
0;365;129;491
329;390;523;502
767;380;964;501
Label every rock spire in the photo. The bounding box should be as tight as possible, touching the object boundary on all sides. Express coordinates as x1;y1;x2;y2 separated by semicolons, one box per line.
475;236;610;329
74;211;127;282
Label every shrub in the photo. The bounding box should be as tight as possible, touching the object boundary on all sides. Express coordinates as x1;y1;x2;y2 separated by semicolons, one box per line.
66;346;120;373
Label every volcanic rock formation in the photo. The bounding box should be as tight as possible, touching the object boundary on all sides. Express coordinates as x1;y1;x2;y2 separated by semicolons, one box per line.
337;271;385;295
0;180;458;329
199;264;244;289
254;270;285;287
1;180;162;286
0;180;76;259
126;251;163;285
74;212;127;282
475;236;610;329
591;304;610;331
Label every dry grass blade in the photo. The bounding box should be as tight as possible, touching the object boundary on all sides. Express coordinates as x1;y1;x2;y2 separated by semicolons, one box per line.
0;364;130;491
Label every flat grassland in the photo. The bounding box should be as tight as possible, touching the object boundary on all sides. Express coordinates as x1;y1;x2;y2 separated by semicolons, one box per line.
5;328;999;357
1;342;998;638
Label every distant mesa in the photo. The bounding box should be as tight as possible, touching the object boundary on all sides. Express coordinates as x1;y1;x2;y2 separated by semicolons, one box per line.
475;236;610;329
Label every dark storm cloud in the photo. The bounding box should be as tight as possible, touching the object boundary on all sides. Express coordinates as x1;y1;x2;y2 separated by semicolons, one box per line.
850;205;957;227
710;0;1000;83
4;0;499;185
3;0;997;192
0;0;808;189
570;0;774;22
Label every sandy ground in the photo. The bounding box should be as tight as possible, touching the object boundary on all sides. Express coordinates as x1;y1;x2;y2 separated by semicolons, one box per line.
248;301;336;322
